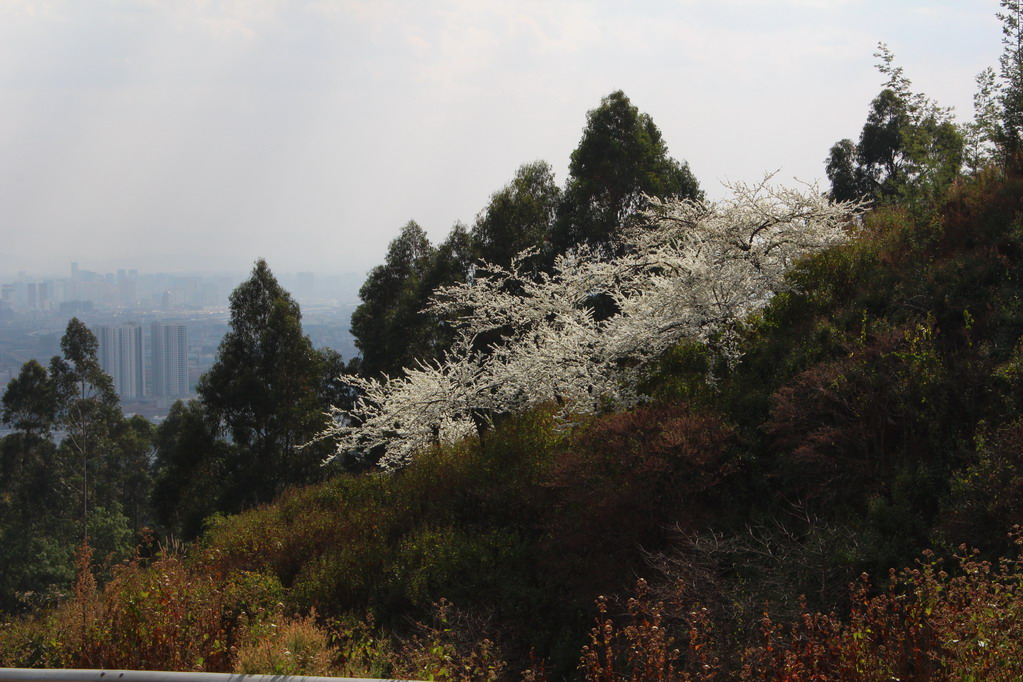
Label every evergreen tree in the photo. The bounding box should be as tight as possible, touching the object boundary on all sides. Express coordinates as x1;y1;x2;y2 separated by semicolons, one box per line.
350;221;437;377
1;359;55;437
968;2;1023;173
826;44;964;204
472;161;561;270
419;223;478;355
998;0;1023;170
151;399;230;539
0;363;74;612
552;90;702;253
195;259;331;509
48;318;125;543
100;415;156;534
0;319;147;610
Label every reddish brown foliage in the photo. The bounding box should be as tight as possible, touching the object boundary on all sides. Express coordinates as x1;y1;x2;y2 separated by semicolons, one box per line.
586;536;1023;681
542;404;736;599
581;579;717;682
765;324;942;507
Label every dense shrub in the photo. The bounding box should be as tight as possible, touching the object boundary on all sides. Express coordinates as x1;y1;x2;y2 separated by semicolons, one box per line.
0;541;284;671
586;535;1023;681
234;609;337;676
944;417;1023;556
0;542;505;680
541;403;736;602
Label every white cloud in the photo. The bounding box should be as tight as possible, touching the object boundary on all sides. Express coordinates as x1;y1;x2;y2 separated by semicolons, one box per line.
0;0;65;19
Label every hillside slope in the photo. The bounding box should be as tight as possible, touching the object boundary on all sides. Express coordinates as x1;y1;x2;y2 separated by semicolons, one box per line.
7;172;1023;679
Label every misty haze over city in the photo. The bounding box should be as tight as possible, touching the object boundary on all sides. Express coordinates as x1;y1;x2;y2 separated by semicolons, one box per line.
0;261;363;424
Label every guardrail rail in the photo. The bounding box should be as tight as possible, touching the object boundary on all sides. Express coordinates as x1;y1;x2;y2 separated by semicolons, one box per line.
0;669;415;682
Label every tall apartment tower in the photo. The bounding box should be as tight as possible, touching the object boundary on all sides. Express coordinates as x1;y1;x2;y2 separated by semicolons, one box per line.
152;322;188;398
96;323;145;399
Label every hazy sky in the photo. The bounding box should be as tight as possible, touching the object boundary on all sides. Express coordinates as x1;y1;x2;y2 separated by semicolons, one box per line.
0;1;1004;279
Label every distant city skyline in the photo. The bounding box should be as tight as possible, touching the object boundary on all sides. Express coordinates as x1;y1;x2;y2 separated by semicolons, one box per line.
0;260;364;283
0;260;367;313
0;264;361;417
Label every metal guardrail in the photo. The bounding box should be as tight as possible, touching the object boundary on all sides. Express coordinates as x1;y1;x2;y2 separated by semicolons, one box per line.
0;669;415;682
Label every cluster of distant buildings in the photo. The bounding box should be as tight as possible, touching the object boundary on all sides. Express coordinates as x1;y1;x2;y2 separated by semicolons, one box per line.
96;322;189;401
0;262;226;319
1;262;361;419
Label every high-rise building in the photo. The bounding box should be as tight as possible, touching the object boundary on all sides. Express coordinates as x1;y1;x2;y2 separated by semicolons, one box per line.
96;323;145;399
152;322;188;398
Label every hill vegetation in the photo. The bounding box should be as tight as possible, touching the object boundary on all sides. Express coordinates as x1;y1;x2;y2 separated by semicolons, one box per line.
7;5;1023;679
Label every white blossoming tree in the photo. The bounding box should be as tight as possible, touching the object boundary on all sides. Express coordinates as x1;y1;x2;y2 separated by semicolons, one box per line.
321;176;861;469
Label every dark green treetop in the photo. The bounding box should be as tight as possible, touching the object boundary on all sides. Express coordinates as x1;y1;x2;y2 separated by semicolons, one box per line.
47;319;124;540
472;161;562;270
826;44;964;205
1;359;55;437
196;259;331;508
50;317;117;408
552;90;702;251
350;221;437;378
151;399;230;539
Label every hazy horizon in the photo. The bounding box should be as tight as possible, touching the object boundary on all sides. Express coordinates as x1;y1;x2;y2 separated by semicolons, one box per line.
0;1;1003;277
0;260;368;283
